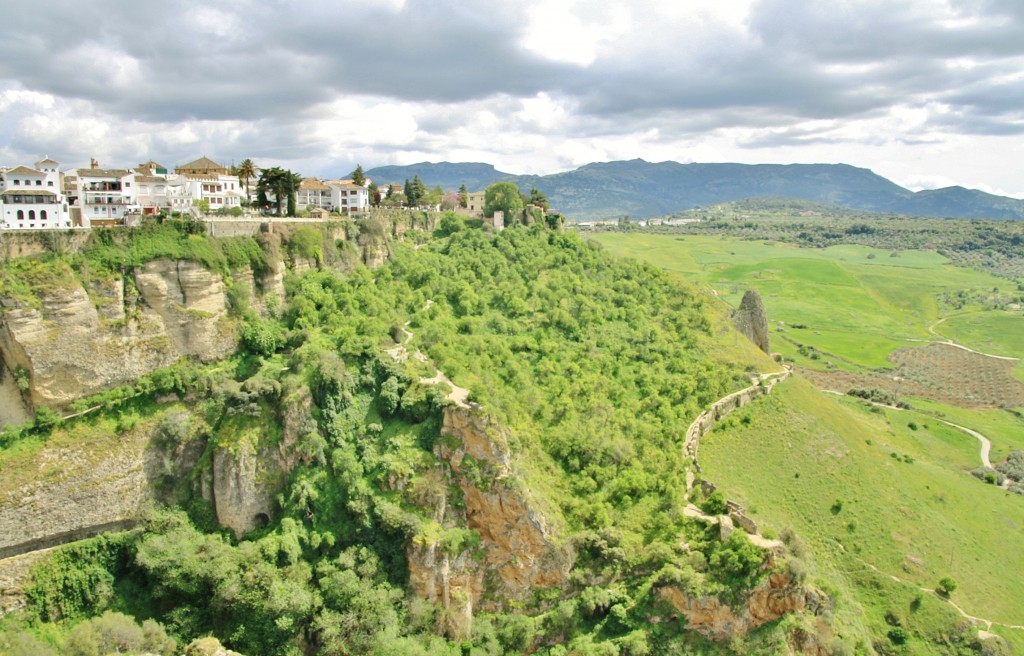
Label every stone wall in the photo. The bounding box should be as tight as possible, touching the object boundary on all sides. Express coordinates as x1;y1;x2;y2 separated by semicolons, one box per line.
684;368;791;465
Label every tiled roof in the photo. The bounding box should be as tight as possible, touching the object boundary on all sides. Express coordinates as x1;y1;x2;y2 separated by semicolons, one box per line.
78;169;131;178
176;156;226;171
34;158;61;167
300;178;331;190
5;166;44;176
1;189;58;197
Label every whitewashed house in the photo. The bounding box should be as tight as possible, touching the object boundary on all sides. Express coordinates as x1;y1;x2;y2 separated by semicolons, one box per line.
0;157;73;230
65;161;137;227
297;178;334;211
326;179;370;213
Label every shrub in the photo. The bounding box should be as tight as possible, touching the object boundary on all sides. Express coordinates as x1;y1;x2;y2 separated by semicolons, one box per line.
701;491;727;515
937;576;958;596
887;626;909;645
241;319;284;357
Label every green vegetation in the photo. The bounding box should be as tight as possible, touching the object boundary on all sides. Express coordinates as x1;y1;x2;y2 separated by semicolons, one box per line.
0;221;801;655
5;213;1020;654
699;379;1024;652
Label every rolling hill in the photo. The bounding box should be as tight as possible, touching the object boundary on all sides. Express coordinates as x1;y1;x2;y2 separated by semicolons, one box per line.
366;159;1024;221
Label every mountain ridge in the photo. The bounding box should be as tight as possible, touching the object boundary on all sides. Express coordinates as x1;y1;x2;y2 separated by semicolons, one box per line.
366;159;1024;221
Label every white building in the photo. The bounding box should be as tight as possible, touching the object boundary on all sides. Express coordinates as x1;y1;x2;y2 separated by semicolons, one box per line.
0;157;73;230
326;179;370;213
179;174;243;212
65;161;137;227
298;178;333;211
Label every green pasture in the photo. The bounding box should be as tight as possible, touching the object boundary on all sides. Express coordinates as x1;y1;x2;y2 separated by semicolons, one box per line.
590;233;1019;371
906;397;1024;462
700;378;1024;650
934;310;1024;359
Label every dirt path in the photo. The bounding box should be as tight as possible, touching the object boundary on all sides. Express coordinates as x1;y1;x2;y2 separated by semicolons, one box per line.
385;304;471;409
928;316;1020;362
822;390;997;471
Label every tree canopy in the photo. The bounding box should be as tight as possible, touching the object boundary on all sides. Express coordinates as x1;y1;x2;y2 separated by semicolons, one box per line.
257;167;303;217
484;182;524;222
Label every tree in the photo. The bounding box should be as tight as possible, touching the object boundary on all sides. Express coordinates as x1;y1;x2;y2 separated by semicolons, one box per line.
403;175;427;208
484;182;524;222
234;158;257;203
529;187;550;210
937;576;958;597
351;164;366;187
458;184;469;208
368;181;380;207
257;167;303;217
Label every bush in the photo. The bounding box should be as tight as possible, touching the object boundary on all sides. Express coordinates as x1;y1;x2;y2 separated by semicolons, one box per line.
887;626;909;645
700;491;727;515
241;319;284;357
937;576;958;596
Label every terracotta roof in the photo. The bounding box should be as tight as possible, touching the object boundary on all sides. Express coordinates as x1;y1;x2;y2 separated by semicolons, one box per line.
135;175;167;183
1;189;58;197
176;156;226;172
300;177;330;190
5;166;44;176
34;158;60;167
78;169;131;178
138;160;167;170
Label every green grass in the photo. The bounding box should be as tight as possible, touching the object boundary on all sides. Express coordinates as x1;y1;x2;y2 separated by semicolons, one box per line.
934;311;1024;359
700;379;1024;644
591;234;1018;371
906;397;1024;463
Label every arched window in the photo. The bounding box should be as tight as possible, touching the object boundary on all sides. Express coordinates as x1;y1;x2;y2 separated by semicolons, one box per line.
17;210;24;221
28;210;35;221
41;210;47;221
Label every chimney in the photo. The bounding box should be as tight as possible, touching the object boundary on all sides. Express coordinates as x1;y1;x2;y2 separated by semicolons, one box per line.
90;158;99;169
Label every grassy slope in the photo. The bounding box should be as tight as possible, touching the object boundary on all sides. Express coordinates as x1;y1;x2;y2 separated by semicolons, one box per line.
590;233;1021;371
700;378;1024;652
589;232;1024;651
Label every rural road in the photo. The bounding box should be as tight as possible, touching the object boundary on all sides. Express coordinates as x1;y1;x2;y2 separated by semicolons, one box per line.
822;390;995;471
928;316;1020;362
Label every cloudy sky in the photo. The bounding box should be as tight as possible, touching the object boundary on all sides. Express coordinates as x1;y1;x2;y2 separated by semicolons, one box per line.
1;0;1022;196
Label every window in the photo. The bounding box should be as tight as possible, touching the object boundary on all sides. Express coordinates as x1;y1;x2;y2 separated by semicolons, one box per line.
13;180;19;185
41;210;47;220
48;181;54;186
36;180;42;186
17;210;23;221
28;210;35;221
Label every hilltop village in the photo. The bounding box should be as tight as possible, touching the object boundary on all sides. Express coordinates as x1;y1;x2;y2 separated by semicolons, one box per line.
0;156;515;232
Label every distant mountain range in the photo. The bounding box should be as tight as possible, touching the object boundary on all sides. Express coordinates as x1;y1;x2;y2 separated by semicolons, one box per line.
365;159;1024;221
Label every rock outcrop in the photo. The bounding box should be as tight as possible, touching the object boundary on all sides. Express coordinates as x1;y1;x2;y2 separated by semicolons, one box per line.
660;569;829;642
732;289;770;354
0;259;240;409
211;437;290;538
408;406;570;638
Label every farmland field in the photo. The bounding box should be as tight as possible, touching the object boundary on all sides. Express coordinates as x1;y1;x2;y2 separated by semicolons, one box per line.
590;233;1024;401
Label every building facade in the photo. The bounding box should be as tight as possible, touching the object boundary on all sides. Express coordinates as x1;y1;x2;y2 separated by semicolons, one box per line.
0;157;73;230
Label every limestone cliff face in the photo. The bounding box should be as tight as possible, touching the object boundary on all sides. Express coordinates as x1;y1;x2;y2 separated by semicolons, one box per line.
660;569;829;644
732;289;771;355
0;259;240;409
408;406;570;637
212;442;285;538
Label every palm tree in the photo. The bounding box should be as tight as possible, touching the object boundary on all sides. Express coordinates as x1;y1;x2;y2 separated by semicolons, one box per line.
234;158;258;204
257;167;303;217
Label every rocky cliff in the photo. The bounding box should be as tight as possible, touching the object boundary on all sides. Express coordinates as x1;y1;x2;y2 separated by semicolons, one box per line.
0;260;241;411
660;567;830;646
408;406;570;638
732;289;770;355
